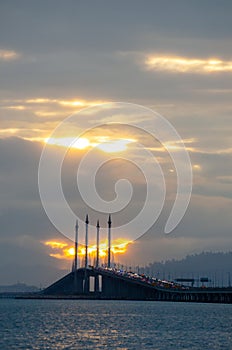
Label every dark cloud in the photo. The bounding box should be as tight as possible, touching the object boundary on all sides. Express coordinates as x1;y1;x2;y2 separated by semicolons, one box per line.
1;0;232;54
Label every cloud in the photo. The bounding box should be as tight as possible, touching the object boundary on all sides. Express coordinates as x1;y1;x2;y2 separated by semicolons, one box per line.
0;49;20;61
1;97;110;108
145;55;232;73
3;105;26;110
0;97;111;140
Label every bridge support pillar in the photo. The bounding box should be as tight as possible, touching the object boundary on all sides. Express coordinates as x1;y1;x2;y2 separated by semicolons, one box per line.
74;270;84;294
84;271;90;294
94;275;99;293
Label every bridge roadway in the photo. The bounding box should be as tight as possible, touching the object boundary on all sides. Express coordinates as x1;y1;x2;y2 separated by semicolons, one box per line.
41;267;232;303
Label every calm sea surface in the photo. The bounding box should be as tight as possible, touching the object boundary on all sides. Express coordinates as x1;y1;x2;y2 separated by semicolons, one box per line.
0;299;232;349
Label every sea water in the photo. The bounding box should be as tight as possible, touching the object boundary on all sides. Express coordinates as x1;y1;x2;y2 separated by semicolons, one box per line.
0;299;231;349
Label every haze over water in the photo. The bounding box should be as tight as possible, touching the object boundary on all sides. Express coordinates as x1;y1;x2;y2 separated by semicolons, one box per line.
1;299;232;349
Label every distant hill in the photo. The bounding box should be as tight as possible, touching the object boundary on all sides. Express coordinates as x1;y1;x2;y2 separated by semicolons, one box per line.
141;251;232;287
0;282;39;293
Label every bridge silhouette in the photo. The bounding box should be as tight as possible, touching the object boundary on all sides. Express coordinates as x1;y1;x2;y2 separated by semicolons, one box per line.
31;216;232;303
40;266;232;303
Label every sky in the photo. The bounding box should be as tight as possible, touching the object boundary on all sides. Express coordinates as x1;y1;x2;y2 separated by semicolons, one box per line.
0;0;232;286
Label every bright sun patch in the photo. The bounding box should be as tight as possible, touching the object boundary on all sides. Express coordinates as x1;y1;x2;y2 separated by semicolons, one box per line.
145;55;232;73
44;239;131;261
96;139;135;153
44;136;135;153
45;137;90;150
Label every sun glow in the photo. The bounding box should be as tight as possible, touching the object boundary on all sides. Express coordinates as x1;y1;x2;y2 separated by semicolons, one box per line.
66;247;75;256
96;139;135;153
44;136;135;153
45;241;68;249
193;164;201;171
0;49;20;61
145;55;232;73
45;137;90;150
44;239;131;261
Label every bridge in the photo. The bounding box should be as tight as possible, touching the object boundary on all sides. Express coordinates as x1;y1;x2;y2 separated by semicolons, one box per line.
32;216;232;303
39;267;232;303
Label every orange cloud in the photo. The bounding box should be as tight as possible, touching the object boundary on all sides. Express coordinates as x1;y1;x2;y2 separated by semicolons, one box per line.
0;49;20;61
19;98;109;108
44;241;68;249
44;239;132;262
145;55;232;73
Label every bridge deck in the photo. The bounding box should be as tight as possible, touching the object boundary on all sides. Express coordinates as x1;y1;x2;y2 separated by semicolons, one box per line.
38;267;232;303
